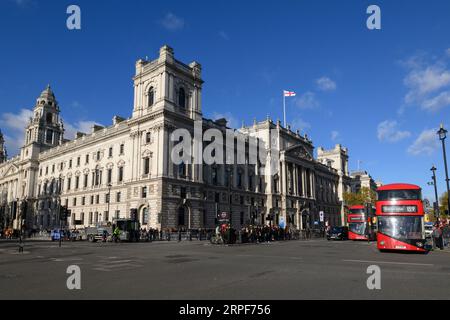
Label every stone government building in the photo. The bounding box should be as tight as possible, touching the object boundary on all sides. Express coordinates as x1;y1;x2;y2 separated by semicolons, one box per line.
0;45;367;232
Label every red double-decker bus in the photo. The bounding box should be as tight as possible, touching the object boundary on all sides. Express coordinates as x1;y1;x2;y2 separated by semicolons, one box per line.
347;205;376;240
376;183;426;252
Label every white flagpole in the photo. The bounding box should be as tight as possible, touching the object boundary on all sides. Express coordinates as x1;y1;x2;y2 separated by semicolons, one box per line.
283;91;286;128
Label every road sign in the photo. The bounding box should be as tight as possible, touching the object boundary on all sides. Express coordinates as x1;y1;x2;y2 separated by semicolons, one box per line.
319;211;324;222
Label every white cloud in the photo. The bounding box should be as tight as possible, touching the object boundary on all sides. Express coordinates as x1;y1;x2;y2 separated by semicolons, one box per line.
291;118;311;131
407;128;440;156
316;77;337;92
0;109;33;154
63;120;102;140
377;120;411;143
331;130;340;142
0;108;100;156
160;13;185;31
402;50;450;112
211;112;240;129
295;91;319;109
421;91;450;112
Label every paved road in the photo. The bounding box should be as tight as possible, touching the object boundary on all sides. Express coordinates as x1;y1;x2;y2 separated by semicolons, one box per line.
0;239;449;299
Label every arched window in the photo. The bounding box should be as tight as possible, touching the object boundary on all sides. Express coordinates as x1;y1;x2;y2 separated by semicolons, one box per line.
148;87;154;107
178;88;186;109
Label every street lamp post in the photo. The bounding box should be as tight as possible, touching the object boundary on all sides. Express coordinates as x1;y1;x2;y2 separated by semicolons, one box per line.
431;165;440;218
437;124;450;216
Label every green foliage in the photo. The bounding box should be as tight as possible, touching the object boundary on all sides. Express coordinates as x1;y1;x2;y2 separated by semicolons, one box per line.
343;187;377;206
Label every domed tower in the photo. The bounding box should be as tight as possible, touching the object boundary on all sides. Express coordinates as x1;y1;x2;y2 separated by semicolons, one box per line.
23;85;64;152
0;129;7;163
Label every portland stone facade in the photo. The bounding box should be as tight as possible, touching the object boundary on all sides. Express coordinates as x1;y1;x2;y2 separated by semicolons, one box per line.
0;45;354;232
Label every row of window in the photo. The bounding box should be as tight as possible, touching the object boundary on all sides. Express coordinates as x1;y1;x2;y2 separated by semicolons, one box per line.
39;144;126;176
147;86;186;109
39;167;124;196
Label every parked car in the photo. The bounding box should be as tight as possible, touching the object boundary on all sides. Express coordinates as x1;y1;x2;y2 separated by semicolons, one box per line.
424;223;433;239
327;226;349;241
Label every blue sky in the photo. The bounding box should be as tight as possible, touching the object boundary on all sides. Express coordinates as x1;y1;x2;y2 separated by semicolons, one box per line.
1;0;450;200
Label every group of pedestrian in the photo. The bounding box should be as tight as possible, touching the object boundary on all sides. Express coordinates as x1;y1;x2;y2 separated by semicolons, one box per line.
432;218;449;250
240;225;296;243
139;228;160;242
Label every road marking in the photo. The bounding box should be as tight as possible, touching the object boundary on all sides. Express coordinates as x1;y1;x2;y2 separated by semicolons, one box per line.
237;254;302;260
343;259;434;267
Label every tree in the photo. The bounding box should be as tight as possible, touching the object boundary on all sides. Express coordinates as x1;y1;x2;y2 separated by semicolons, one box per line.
343;187;377;207
439;191;449;217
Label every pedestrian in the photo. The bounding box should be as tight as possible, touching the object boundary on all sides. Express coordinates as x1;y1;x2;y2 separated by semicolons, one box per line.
432;223;443;250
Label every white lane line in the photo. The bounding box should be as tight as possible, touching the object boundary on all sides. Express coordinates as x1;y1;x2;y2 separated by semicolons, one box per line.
237;254;302;260
343;259;434;267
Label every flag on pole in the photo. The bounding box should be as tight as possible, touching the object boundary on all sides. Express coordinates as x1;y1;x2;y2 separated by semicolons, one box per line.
284;90;296;97
283;90;296;128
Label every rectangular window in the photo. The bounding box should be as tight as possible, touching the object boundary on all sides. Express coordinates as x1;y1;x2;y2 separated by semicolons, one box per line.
120;144;124;155
90;195;94;205
67;178;71;191
73;198;77;206
45;167;48;175
97;151;101;161
88;212;93;225
96;195;100;204
118;167;124;182
116;192;121;203
105;193;110;203
65;198;69;207
52;164;55;173
69;159;72;168
144;158;150;175
115;210;120;219
39;168;42;176
75;176;79;189
142;186;147;198
84;174;88;188
94;212;99;223
104;211;109;222
82;197;85;206
109;147;113;157
146;132;151;143
81;212;85;224
85;154;89;164
77;157;80;166
107;169;112;184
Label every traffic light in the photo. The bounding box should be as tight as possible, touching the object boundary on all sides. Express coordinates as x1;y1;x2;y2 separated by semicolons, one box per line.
60;206;68;221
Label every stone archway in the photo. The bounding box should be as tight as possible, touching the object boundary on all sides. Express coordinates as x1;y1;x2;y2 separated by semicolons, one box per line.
176;203;192;230
139;205;149;228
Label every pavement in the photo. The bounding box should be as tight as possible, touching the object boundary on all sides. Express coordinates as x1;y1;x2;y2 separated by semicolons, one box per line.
0;238;449;300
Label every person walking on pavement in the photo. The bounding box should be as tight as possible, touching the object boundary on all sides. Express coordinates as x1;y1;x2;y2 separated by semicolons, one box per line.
113;226;120;243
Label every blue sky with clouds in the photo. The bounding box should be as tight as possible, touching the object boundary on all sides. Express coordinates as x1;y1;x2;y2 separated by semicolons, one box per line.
1;0;450;200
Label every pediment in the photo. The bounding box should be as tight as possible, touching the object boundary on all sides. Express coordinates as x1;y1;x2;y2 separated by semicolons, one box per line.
1;163;19;179
285;144;313;161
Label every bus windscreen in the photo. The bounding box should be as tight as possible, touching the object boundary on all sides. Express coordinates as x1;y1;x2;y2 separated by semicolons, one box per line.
377;189;421;201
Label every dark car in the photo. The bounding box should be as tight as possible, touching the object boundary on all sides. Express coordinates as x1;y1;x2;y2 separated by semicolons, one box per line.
327;226;349;241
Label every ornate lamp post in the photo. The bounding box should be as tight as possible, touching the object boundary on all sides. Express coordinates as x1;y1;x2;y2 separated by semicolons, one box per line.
437;124;450;216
